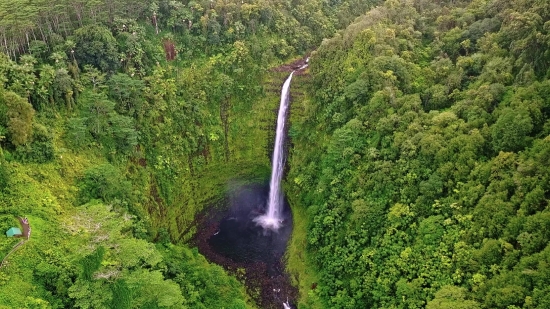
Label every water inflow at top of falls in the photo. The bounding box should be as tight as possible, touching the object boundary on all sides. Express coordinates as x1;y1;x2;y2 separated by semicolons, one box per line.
255;64;307;231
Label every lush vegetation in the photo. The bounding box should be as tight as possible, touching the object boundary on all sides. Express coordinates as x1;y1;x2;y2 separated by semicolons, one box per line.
4;0;549;308
0;0;379;307
287;0;550;308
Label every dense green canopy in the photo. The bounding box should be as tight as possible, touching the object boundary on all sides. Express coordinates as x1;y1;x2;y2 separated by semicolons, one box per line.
287;0;550;308
1;0;550;308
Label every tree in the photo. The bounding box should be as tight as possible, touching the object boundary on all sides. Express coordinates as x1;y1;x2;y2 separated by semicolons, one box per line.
34;64;56;109
65;117;92;150
68;279;112;309
108;73;144;117
125;270;185;308
81;92;116;138
427;286;481;309
74;25;120;72
15;122;55;163
108;113;139;155
0;90;35;147
492;107;533;152
53;68;75;109
81;65;106;91
6;55;37;98
78;163;131;204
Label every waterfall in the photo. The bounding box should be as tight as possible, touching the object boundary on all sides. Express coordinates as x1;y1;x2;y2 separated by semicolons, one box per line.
254;67;302;230
283;299;292;309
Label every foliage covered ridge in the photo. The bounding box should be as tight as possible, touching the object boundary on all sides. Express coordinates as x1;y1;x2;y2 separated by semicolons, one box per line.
287;0;550;308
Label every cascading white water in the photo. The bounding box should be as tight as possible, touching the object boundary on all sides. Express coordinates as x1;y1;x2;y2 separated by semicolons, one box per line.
254;70;299;230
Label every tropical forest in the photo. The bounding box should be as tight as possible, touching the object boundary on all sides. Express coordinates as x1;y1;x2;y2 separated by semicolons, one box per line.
1;0;550;308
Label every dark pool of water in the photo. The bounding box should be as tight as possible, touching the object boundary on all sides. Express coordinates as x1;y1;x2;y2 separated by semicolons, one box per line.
194;183;296;309
208;184;292;268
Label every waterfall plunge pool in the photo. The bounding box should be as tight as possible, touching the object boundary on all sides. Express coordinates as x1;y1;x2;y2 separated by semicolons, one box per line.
208;184;292;266
193;183;297;309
